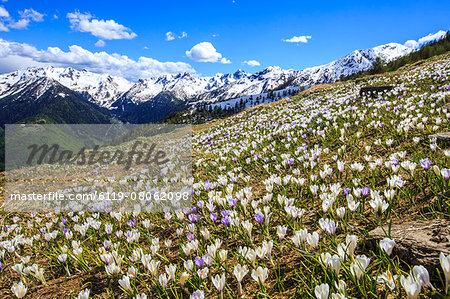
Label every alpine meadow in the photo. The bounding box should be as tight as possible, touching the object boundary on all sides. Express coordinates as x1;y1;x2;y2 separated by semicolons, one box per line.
0;1;449;298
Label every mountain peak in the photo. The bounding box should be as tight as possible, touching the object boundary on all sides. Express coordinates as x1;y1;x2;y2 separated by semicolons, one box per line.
233;69;247;79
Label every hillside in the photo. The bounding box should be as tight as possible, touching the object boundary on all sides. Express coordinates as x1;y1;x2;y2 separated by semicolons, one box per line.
0;52;449;298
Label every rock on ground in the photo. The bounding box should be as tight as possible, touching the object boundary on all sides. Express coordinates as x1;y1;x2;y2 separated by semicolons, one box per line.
369;219;450;266
429;132;450;144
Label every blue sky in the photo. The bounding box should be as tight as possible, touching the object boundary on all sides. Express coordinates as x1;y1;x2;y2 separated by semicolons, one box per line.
0;0;448;80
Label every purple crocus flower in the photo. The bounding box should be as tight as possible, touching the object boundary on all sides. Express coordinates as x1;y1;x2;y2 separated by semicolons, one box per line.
126;219;136;228
103;240;111;250
204;180;213;191
362;187;370;198
344;188;351;195
195;256;205;268
0;261;2;272
255;212;264;225
191;290;204;298
210;213;218;223
221;216;231;226
62;228;70;235
287;159;294;166
221;210;230;217
228;198;237;208
187;232;195;241
441;168;450;181
197;201;204;209
421;158;432;171
61;218;68;226
188;214;199;223
191;207;198;214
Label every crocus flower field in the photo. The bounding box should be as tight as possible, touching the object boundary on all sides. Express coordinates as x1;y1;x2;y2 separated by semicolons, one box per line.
0;53;449;298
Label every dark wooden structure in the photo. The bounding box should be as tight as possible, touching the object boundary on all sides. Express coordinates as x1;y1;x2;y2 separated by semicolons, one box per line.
359;85;393;97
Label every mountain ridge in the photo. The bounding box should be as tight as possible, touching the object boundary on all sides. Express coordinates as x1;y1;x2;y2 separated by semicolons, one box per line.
0;41;414;123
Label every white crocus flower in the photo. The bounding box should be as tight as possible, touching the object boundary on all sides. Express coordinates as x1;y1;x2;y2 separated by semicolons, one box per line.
380;238;395;256
11;282;28;298
412;265;432;289
400;273;422;299
234;264;249;282
277;225;288;240
251;266;269;284
212;273;226;293
439;252;450;292
307;232;320;250
76;288;90;299
377;270;398;290
350;255;370;280
118;275;132;292
314;283;329;299
369;198;389;214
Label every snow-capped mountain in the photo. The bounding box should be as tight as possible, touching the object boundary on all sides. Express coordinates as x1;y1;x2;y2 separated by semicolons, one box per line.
288;43;413;87
0;41;414;124
0;66;132;108
0;75;112;125
195;67;300;103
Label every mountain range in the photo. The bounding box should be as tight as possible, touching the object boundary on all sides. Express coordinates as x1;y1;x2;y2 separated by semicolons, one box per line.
0;42;414;125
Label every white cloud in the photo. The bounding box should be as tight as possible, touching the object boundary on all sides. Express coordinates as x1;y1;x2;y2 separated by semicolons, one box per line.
165;31;175;41
282;35;312;43
94;40;106;47
9;18;30;29
19;8;44;22
67;11;137;40
404;39;419;49
405;30;448;49
0;6;8;32
0;38;195;81
242;60;260;66
0;22;7;31
53;14;58;20
186;42;230;63
166;31;187;41
0;6;9;18
0;7;44;30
